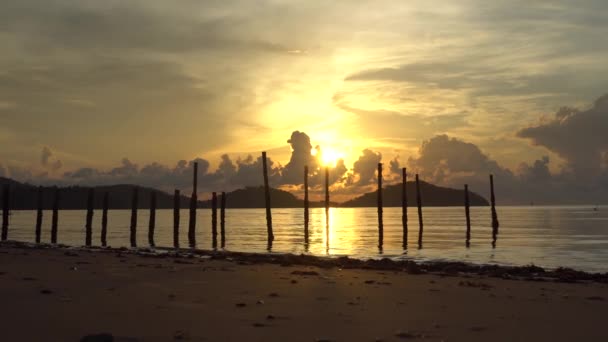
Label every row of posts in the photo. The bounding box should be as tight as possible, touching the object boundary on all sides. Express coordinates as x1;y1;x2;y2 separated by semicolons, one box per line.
261;153;499;250
0;162;228;249
0;152;499;250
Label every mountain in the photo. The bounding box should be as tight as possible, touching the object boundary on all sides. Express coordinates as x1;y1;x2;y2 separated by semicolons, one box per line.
0;177;191;209
341;181;488;207
199;186;331;208
0;177;488;209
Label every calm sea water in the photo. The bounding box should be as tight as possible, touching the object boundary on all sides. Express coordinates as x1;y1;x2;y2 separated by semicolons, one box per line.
4;206;608;272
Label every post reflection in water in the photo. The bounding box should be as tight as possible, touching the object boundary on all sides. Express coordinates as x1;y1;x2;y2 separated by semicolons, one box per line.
5;206;608;272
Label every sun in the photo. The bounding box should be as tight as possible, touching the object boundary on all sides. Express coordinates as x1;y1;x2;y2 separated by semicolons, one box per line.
319;147;343;167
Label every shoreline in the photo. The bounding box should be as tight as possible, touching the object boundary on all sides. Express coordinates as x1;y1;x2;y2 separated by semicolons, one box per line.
1;241;607;341
3;240;607;284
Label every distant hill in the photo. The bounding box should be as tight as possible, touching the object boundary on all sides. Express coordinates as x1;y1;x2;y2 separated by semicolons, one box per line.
0;177;487;209
199;186;331;208
0;177;191;209
341;181;488;207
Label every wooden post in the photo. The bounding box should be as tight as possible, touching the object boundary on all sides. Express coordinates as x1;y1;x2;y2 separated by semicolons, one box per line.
51;187;59;244
212;192;218;248
262;152;274;243
85;188;94;246
188;163;198;248
416;174;423;249
101;192;109;247
402;168;408;249
304;165;309;245
220;192;226;248
464;184;471;247
173;189;180;249
490;174;499;248
35;186;43;243
325;167;330;247
1;185;8;241
377;163;383;249
148;191;156;247
130;186;138;248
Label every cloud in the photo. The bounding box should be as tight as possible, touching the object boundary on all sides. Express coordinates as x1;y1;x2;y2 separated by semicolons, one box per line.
40;146;62;172
41;146;52;166
282;131;319;184
407;132;608;204
352;149;382;186
518;94;608;177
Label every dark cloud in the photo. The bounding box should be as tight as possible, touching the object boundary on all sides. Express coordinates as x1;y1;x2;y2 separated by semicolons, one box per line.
407;132;608;204
40;146;62;171
41;146;52;166
282;131;319;184
352;149;382;186
346;60;608;103
518;94;608;177
0;0;298;55
407;134;514;190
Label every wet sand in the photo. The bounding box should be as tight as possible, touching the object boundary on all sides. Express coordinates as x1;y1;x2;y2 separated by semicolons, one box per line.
0;243;607;341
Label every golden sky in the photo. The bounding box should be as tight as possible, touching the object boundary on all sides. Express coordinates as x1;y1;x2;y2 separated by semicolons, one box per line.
1;1;608;203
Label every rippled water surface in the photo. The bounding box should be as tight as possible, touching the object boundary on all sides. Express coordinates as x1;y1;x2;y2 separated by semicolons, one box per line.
5;206;608;272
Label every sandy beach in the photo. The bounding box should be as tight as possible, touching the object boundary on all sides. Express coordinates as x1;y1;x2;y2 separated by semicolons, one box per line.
1;243;607;342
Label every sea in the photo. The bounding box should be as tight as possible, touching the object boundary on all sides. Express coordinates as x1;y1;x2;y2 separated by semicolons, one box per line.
4;206;608;273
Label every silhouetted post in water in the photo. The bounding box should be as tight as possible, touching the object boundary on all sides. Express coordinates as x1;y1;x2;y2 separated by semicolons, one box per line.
377;163;384;250
490;174;499;248
35;186;43;243
130;186;138;248
262;152;274;244
220;192;226;248
325;167;330;248
402;168;408;249
416;174;424;249
101;192;109;247
212;192;218;248
173;189;180;249
1;185;9;241
148;191;157;247
51;188;59;243
464;184;471;247
304;165;309;244
85;188;94;246
188;162;198;248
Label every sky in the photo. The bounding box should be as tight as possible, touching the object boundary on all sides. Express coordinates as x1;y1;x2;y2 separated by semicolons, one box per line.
1;0;608;204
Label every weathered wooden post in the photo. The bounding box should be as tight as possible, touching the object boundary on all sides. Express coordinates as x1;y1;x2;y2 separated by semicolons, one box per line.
101;192;109;247
304;165;309;245
148;191;156;247
490;174;499;248
416;174;423;249
173;189;180;249
262;152;274;243
130;186;138;248
212;192;218;248
188;162;198;248
464;184;471;247
1;185;9;241
325;167;330;247
402;168;408;249
51;187;59;244
35;186;43;243
85;188;94;246
377;163;384;249
220;192;226;248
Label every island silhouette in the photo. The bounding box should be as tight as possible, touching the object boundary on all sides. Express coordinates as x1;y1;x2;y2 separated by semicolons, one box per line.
0;177;488;209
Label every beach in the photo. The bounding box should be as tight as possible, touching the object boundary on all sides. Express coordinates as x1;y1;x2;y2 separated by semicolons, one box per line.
1;243;607;342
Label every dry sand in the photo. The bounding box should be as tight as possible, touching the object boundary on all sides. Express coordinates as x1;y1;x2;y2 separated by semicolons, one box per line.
0;244;607;342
